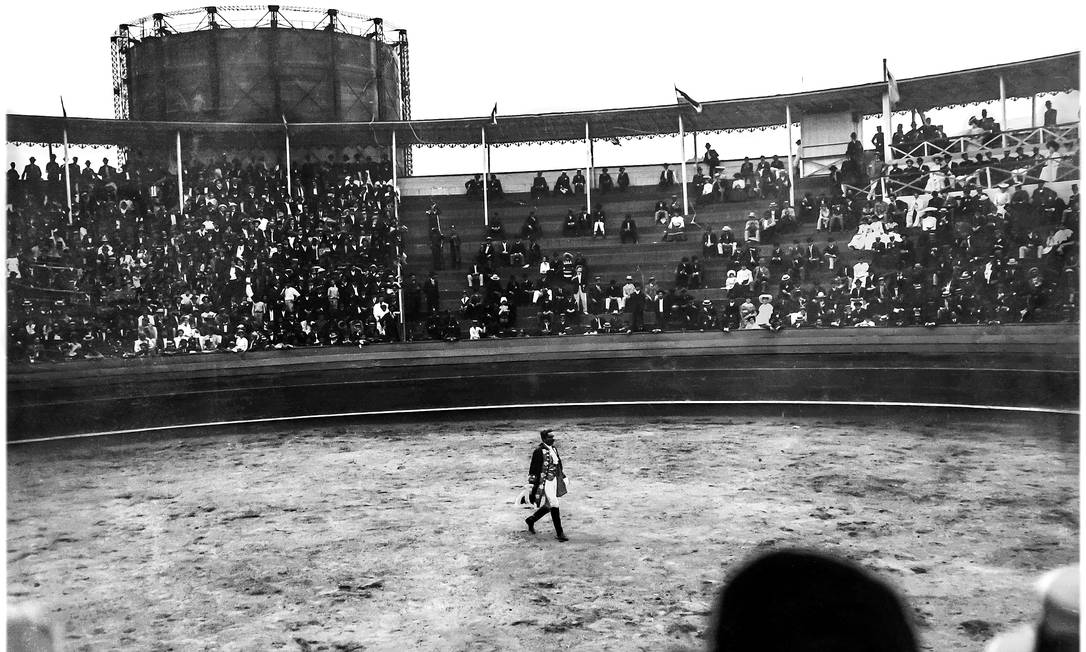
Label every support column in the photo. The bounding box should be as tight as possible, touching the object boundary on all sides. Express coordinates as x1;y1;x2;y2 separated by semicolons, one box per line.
785;105;796;208
392;129;406;342
175;131;184;218
61;126;72;224
584;121;592;215
481;126;489;227
882;92;893;162
999;74;1008;150
283;118;292;198
678;115;690;216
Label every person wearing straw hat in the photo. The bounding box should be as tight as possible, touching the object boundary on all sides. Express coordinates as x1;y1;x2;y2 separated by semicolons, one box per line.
523;429;569;541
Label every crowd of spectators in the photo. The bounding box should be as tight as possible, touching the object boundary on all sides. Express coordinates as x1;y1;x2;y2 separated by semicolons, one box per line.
884;142;1077;194
7;150;405;363
7;132;1079;361
664;179;1078;331
440;164;1077;337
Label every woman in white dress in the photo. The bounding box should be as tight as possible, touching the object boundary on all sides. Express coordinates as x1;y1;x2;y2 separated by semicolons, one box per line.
1039;141;1061;183
848;219;875;250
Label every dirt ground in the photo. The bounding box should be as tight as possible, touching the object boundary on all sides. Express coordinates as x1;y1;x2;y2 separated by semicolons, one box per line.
6;415;1079;651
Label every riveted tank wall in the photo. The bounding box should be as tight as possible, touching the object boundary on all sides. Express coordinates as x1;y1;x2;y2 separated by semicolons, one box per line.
127;28;401;124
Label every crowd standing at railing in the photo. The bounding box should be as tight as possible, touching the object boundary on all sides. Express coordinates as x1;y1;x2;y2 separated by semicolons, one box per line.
7;151;405;362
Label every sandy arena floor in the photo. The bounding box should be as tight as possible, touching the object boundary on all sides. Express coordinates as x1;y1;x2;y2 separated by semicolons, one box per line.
6;415;1079;651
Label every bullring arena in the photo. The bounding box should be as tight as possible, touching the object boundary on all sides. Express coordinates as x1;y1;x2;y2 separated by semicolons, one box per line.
4;5;1081;652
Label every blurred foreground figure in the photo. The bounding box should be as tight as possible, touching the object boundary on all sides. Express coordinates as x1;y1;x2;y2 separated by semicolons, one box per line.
986;565;1079;652
709;548;918;652
7;601;61;652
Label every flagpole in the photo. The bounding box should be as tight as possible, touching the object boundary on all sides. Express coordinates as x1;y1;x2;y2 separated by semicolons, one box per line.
175;131;184;219
62;128;73;225
481;125;489;227
584;121;592;216
882;59;893;163
60;96;73;224
785;105;796;208
678;114;690;217
392;128;406;343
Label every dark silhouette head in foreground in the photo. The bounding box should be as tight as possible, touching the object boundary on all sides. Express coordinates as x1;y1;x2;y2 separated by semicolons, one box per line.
710;548;918;652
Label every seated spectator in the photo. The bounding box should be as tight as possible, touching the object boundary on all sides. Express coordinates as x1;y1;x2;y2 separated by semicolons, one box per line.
530;172;549;200
663;213;686;241
658;163;675;190
553;171;573;196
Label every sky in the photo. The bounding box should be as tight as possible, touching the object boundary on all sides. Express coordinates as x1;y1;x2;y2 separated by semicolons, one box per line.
2;0;1082;175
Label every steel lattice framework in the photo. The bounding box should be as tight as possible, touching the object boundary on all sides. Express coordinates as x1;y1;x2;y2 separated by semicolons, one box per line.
109;5;412;167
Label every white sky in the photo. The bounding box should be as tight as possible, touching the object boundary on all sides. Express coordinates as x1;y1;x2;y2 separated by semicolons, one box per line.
2;0;1083;175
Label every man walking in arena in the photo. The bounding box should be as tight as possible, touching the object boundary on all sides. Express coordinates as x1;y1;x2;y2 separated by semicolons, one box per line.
524;429;569;541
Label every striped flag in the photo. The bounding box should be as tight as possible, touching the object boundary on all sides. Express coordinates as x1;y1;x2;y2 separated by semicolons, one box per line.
885;66;900;107
674;86;702;113
490;103;498;125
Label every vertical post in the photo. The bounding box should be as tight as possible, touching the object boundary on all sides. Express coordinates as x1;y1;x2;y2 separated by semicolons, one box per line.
283;119;292;198
584;121;592;215
175;131;184;218
62;127;73;225
480;126;489;227
1031;95;1037;130
392;129;406;343
678;114;690;216
785;104;796;208
881;92;893;162
985;166;992;190
999;74;1008;150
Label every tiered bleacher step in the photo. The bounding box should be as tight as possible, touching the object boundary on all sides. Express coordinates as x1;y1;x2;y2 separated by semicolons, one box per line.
399;187;778;317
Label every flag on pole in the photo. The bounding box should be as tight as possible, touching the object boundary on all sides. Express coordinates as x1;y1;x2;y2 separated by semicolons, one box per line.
281;113;288;130
885;65;900;107
490;103;498;125
674;86;702;113
609;138;622;147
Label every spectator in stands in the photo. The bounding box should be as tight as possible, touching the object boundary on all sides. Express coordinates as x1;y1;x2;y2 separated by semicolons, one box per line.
591;204;606;238
598;168;614;193
486;173;504;199
7;162;20;204
465;174;483;199
22;157;44;205
1043;100;1058;128
572;170;586;195
658;164;675;190
871;127;885;157
703;143;720;176
620;214;638;244
447;225;462;268
530;172;549;200
554;171;573;196
616;167;630;192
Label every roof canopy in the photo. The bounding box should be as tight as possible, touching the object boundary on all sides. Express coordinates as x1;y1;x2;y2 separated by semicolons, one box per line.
7;52;1078;149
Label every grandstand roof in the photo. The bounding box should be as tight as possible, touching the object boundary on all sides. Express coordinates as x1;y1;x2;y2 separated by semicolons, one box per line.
6;51;1078;149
